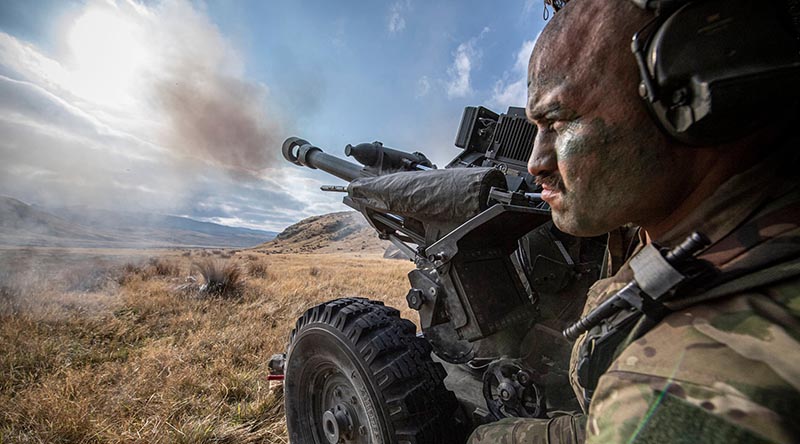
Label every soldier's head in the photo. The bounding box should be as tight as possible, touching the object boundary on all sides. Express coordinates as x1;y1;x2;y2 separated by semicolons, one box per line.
526;0;800;238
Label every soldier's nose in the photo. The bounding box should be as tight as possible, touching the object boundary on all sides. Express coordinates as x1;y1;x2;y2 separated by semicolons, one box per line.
528;133;557;176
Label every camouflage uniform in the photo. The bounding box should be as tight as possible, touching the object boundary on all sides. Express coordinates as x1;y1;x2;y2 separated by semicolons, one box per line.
469;151;800;443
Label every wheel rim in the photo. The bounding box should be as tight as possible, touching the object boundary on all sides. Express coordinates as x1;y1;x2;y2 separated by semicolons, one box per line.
289;326;385;444
309;363;370;444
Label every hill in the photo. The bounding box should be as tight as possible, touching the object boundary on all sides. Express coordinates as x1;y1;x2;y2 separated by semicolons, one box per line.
0;195;118;245
0;196;276;248
258;211;392;254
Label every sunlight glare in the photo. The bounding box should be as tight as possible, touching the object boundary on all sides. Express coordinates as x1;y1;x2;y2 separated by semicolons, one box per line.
68;7;149;108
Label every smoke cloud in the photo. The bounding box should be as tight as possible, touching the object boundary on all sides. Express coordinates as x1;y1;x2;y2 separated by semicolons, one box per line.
141;0;286;175
156;64;282;174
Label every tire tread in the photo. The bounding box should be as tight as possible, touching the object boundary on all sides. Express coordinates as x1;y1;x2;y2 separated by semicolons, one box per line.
287;297;462;444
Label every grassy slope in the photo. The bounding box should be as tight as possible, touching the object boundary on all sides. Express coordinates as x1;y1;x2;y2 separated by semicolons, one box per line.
0;250;415;443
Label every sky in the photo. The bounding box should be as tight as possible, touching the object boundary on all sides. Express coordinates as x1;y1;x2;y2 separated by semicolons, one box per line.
0;0;549;232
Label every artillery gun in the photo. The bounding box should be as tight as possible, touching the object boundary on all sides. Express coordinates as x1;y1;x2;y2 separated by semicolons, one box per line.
277;106;607;443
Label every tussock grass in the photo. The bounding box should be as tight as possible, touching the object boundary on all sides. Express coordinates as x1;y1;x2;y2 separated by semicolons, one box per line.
0;250;415;443
193;259;243;298
246;259;271;280
148;257;181;277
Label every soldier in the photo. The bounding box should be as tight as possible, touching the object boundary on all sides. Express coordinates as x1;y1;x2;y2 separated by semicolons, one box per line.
469;1;800;443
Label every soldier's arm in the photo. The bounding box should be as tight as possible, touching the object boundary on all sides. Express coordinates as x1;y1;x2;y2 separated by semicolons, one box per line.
585;370;793;444
585;287;800;444
467;414;586;444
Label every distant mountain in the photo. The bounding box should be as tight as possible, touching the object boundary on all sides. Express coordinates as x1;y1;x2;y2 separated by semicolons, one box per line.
0;196;277;248
258;211;391;254
0;196;118;244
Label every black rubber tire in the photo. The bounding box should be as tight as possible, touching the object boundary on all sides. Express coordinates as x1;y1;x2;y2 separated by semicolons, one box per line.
285;297;462;444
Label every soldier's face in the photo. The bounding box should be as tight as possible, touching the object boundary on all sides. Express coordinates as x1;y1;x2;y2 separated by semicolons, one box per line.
525;2;687;237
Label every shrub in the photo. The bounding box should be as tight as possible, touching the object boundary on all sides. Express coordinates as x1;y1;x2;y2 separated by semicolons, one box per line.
148;258;180;277
122;263;141;274
246;260;271;279
193;259;243;298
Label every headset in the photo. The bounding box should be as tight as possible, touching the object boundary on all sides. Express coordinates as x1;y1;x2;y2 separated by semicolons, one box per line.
549;0;800;145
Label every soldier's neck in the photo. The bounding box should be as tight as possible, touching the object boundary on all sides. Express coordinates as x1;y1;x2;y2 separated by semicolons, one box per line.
643;140;763;243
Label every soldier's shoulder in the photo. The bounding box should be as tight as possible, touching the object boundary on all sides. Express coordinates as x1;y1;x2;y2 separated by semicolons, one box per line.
591;283;800;443
612;273;800;376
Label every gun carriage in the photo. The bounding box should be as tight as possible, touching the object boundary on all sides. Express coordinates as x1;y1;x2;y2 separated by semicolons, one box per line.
277;106;607;444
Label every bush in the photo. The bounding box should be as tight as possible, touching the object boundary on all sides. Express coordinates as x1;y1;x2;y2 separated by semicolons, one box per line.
193;259;243;298
246;260;271;279
148;258;180;277
122;263;141;274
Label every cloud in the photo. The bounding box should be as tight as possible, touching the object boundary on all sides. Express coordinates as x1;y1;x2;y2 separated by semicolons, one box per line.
388;0;411;34
488;39;535;109
415;75;431;98
0;75;109;142
446;27;489;99
0;0;334;232
523;0;538;16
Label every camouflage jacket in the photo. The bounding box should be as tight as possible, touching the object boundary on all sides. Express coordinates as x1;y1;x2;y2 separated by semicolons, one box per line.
469;151;800;444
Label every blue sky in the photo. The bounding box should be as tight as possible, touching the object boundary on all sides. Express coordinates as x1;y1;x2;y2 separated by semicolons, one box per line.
0;0;548;232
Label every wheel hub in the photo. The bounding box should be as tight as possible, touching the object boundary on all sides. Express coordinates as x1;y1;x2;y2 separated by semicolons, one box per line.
497;382;516;402
322;403;355;443
482;358;546;419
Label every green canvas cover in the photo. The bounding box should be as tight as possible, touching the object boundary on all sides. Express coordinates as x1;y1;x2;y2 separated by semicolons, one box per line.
347;168;506;223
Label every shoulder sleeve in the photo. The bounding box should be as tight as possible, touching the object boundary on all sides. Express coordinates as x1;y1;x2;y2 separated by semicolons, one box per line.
584;290;800;444
586;371;784;444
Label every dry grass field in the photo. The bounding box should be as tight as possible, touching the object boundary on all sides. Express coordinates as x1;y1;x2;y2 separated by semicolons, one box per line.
0;248;416;443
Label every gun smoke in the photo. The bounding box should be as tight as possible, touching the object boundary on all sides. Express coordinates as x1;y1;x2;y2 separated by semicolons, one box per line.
156;63;284;176
141;0;288;177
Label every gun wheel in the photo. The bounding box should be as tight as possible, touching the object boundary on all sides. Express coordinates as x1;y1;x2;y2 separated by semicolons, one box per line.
285;297;463;444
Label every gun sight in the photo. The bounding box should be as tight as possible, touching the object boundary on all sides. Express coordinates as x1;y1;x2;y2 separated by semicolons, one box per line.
345;142;435;173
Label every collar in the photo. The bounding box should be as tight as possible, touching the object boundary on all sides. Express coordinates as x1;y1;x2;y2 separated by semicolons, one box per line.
659;149;797;249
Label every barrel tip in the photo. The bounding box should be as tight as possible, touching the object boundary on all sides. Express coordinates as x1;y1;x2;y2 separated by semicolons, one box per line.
282;137;309;166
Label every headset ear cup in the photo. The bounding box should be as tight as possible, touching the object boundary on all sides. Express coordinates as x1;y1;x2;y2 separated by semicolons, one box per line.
636;0;800;145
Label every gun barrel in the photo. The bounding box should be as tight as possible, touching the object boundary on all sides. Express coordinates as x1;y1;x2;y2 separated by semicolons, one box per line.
282;137;369;182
